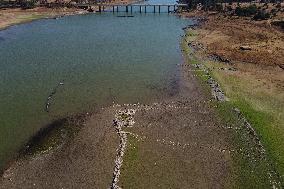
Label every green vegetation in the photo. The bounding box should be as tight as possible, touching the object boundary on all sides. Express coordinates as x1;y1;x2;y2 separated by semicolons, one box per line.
181;29;283;187
235;4;257;16
234;4;271;20
208;63;284;179
20;0;37;9
119;135;140;188
253;10;271;20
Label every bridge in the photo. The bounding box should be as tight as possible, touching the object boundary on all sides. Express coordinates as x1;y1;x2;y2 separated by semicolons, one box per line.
75;3;188;13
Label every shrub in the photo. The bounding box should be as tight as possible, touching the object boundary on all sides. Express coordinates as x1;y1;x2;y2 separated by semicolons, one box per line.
253;11;271;20
276;3;281;8
235;4;258;17
227;5;233;11
215;4;224;12
20;0;37;9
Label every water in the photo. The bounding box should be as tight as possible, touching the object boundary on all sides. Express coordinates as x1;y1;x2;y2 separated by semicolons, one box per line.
0;1;191;170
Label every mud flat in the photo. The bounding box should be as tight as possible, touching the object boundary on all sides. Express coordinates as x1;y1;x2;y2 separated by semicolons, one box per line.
0;61;233;188
0;50;282;188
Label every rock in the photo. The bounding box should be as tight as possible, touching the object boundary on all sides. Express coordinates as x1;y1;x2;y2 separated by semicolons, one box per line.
209;54;230;63
240;45;252;51
278;64;284;70
233;108;241;116
228;67;237;71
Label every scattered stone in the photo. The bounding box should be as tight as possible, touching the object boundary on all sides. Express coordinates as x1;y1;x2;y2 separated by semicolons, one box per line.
233;108;241;116
208;54;230;64
228;67;237;71
207;77;227;102
111;109;136;189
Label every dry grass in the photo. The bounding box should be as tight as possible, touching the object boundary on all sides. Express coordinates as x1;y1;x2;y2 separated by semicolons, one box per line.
182;27;284;187
184;12;284;180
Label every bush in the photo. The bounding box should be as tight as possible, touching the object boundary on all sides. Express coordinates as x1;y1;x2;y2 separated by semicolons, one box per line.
226;5;233;11
215;4;224;12
235;4;258;17
20;0;37;9
276;3;281;8
253;11;271;20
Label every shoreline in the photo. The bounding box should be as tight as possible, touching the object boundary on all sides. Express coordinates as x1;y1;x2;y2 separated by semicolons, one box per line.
0;7;89;31
181;10;284;185
0;0;142;31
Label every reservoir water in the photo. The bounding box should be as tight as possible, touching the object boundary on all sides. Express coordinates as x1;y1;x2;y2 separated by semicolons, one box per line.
0;1;191;170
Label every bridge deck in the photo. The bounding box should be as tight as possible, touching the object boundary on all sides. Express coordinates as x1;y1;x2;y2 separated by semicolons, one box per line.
76;4;188;7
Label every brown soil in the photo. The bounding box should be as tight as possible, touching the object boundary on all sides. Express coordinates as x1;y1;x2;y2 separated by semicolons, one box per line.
182;10;284;68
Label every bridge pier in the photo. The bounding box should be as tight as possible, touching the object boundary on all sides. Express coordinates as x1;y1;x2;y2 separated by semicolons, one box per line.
126;5;128;12
112;6;115;12
158;5;161;13
168;5;170;13
131;6;132;13
117;6;118;12
154;5;155;13
99;5;101;13
144;5;146;13
103;6;105;12
139;6;142;13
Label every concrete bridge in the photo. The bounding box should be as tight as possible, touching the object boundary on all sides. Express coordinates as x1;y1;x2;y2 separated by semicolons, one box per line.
76;3;188;13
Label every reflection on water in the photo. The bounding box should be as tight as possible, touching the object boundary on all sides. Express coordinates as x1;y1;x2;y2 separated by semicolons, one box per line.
0;6;191;169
